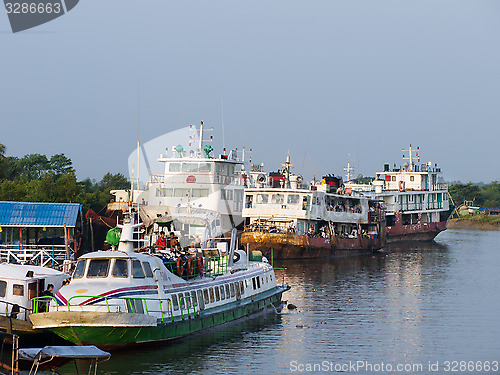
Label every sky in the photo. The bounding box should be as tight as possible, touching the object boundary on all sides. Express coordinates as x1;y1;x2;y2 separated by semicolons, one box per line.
1;0;500;183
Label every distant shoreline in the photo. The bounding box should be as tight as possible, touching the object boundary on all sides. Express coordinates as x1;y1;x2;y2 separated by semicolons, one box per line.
448;218;500;231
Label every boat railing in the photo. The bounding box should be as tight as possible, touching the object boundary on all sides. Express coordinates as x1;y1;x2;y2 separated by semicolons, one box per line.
0;244;72;268
0;300;32;321
273;267;287;287
31;295;181;323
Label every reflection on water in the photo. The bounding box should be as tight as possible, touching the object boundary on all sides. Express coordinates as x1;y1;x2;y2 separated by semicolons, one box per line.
59;229;500;374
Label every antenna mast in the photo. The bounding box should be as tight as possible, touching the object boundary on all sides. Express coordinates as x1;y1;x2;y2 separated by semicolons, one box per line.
344;154;354;182
402;144;420;171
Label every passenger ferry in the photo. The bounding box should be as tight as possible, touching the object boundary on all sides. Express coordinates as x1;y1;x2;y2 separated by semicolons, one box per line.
241;157;385;259
29;213;289;349
110;122;253;237
345;145;452;242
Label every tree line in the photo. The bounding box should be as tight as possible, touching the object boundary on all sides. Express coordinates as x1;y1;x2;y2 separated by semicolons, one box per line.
448;182;500;207
0;144;129;213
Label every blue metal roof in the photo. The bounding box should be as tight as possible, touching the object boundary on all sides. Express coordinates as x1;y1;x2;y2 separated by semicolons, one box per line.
0;201;81;227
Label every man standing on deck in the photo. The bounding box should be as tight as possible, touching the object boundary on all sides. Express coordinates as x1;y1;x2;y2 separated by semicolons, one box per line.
156;231;167;250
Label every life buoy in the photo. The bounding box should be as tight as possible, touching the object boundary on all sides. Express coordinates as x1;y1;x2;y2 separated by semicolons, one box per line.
197;257;204;274
398;181;405;191
186;256;194;276
176;257;184;276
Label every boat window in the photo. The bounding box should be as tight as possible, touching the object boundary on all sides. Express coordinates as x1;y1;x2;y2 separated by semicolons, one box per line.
220;285;225;300
87;259;110;278
192;188;209;197
272;194;284;204
256;194;268;204
199;163;212;172
221;189;233;200
172;294;179;311
0;281;6;297
203;289;209;304
182;163;199;173
169;163;181;172
112;259;129;278
239;281;244;295
190;291;198;306
227;164;235;176
13;284;24;296
178;293;185;310
156;188;173;197
174;188;190;198
252;277;257;290
257;277;261;288
230;283;235;297
209;288;215;303
132;260;145;278
287;194;300;204
142;262;154;278
73;260;86;279
225;284;230;298
215;286;220;301
197;290;204;309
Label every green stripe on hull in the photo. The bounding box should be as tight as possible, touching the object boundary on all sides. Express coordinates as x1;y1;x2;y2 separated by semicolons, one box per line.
50;290;285;349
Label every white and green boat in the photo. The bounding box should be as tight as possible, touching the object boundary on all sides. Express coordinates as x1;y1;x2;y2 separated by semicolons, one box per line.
29;214;289;349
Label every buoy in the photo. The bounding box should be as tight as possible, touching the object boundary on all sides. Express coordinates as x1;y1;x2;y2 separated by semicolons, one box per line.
287;303;297;310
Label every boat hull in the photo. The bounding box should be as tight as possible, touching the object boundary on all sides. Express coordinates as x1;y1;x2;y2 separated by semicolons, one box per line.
386;211;450;243
240;232;382;259
30;287;287;349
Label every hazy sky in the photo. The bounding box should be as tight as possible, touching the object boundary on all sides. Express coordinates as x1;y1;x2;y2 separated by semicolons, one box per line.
2;1;499;183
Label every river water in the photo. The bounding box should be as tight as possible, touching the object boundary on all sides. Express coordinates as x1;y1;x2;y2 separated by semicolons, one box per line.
64;229;500;374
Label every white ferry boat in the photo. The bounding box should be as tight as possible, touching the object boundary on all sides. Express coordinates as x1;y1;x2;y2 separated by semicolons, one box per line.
29;212;289;349
241;157;385;259
346;145;452;242
110;122;253;239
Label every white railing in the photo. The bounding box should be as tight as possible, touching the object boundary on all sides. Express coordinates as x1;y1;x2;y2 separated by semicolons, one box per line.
0;244;73;267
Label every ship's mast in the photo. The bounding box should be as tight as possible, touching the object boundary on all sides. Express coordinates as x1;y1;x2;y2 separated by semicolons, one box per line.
402;144;420;171
281;153;293;188
344;154;354;182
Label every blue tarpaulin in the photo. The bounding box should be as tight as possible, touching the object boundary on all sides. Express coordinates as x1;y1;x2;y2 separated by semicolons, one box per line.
0;201;81;227
478;207;500;212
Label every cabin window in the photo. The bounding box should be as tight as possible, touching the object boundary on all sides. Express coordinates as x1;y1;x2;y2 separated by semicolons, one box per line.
112;259;129;278
221;189;233;200
197;290;204;309
172;294;179;311
203;289;209;304
178;293;185;310
410;176;415;182
215;286;220;301
209;288;215;303
392;176;396;181
0;281;6;297
190;291;198;306
87;259;110;278
220;285;225;300
182;163;199;173
252;277;257;290
272;194;284;204
13;284;24;296
174;188;190;198
169;163;181;172
156;188;173;197
142;262;154;278
287;194;300;204
239;281;244;295
230;283;235;297
225;284;230;298
199;163;212;172
257;277;261;289
132;260;145;278
73;260;86;279
256;194;268;204
192;188;209;198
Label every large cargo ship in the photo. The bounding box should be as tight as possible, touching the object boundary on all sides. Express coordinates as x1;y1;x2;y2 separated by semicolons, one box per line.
346;145;452;243
240;157;385;259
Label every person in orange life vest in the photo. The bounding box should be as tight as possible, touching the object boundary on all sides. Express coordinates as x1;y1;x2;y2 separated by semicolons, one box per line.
156;231;167;250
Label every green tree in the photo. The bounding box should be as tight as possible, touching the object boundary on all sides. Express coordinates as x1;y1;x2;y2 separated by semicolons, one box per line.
49;153;74;176
448;183;483;206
